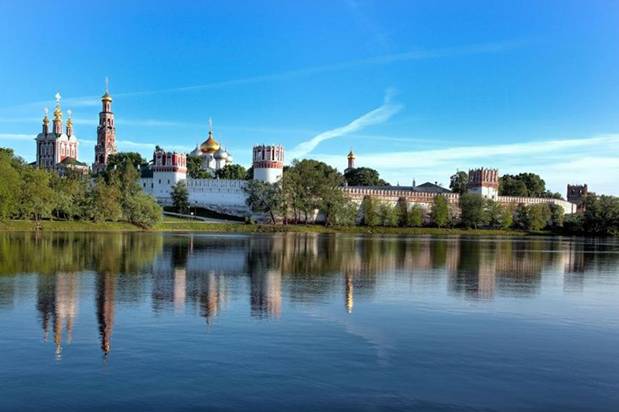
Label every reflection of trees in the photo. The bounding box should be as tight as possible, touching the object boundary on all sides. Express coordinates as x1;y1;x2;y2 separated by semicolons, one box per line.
0;233;163;277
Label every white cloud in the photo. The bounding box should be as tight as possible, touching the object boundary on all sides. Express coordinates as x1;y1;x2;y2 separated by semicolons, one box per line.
311;134;619;195
288;91;402;159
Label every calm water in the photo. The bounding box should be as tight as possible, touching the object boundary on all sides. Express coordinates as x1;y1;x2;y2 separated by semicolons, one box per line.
0;233;618;411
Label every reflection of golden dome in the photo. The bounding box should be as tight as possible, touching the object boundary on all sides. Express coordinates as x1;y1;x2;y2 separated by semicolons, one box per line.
200;131;220;154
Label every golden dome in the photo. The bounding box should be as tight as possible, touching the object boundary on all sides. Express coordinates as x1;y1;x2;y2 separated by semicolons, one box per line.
102;92;112;102
200;131;220;154
347;150;355;159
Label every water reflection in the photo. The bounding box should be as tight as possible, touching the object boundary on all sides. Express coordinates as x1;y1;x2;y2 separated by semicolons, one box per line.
0;232;618;358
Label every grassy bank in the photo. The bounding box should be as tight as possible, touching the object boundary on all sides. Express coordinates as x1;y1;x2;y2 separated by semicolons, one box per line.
0;219;540;236
0;220;143;232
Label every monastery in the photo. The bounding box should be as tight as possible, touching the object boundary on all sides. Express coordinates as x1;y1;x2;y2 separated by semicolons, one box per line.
32;84;579;218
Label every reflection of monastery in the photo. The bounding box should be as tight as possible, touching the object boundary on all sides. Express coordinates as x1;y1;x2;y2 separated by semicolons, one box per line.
15;233;613;358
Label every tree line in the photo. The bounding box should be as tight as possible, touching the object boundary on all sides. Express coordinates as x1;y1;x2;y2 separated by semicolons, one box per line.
450;170;563;199
243;159;618;235
0;148;161;228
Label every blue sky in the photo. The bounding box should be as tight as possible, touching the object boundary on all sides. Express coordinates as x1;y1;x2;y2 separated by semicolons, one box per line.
1;0;618;195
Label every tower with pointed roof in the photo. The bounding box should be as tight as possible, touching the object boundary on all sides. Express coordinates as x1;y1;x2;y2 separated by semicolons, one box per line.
93;79;117;174
346;149;356;171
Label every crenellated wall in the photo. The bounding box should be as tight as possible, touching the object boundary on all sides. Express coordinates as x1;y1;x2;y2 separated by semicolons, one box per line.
143;179;577;218
496;196;577;214
343;186;460;209
342;187;576;214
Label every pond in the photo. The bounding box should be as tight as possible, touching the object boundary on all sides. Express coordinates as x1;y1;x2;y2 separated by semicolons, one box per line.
0;232;618;411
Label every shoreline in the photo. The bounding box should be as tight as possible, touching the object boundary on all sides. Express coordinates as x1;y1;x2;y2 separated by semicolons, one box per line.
0;219;549;236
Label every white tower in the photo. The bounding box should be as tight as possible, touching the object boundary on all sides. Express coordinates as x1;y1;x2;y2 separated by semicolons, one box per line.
468;168;499;200
151;148;187;199
252;145;284;184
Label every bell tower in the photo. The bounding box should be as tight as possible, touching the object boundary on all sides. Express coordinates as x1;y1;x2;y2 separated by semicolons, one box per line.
93;78;117;173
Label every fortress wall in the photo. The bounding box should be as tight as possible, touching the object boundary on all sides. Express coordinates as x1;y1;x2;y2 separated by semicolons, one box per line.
497;196;576;214
342;186;460;209
186;178;248;209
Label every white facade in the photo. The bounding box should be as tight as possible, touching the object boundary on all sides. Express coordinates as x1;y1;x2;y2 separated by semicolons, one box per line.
142;171;187;202
253;167;282;184
469;185;498;200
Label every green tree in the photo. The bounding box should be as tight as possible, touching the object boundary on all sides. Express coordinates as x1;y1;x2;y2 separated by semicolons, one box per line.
106;152;147;172
486;201;513;229
431;195;449;228
449;171;469;194
407;205;424;227
499;173;547;197
244;180;282;224
18;167;55;221
344;167;389;186
281;159;344;225
171;181;190;214
361;196;379;226
0;149;20;220
581;195;619;236
322;186;349;226
396;198;408;227
460;193;486;228
50;173;89;220
187;155;211;179
215;164;247;180
528;203;551;231
327;197;358;226
123;192;162;228
548;204;564;229
379;203;398;227
86;177;122;222
513;204;530;230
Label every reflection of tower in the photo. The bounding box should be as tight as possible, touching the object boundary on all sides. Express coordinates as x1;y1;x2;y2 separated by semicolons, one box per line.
199;272;226;325
250;269;282;318
174;268;186;314
96;273;115;355
53;273;80;358
345;271;354;314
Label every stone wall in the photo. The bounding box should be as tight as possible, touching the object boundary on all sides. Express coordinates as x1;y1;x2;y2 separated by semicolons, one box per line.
342;186;460;210
343;186;576;214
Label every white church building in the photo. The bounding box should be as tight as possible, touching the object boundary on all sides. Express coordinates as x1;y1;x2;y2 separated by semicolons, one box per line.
141;144;284;216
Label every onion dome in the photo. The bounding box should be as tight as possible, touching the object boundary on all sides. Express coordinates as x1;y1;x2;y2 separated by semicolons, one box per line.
347;150;355;160
214;147;226;160
200;130;220;154
102;77;112;102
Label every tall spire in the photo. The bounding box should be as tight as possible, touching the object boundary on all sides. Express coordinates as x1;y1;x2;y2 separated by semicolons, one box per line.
93;78;117;173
